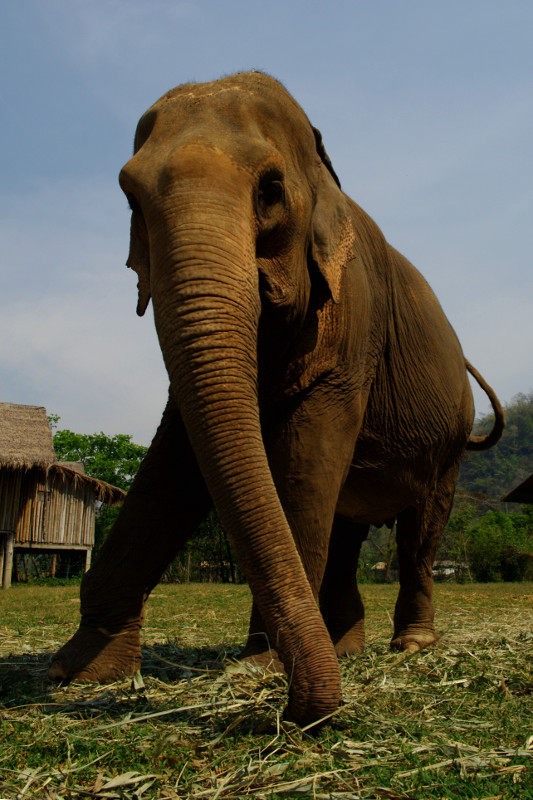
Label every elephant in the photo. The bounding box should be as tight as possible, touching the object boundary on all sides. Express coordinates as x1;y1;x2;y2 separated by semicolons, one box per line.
49;72;504;727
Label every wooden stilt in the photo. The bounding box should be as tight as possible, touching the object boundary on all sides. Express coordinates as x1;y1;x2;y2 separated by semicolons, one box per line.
2;532;14;589
0;535;5;586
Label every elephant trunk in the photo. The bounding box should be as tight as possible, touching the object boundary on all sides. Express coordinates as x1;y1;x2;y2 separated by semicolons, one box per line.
150;184;340;726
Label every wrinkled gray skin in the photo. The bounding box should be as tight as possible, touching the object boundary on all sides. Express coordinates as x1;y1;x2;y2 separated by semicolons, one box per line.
49;72;504;727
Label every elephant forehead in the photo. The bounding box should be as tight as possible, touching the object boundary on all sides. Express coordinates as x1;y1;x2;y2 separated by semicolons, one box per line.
136;81;315;165
130;126;282;185
158;71;308;125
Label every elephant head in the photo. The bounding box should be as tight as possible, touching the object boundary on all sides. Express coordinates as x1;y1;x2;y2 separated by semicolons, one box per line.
118;72;355;725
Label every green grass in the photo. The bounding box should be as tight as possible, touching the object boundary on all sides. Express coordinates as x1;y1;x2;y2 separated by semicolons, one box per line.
1;582;532;798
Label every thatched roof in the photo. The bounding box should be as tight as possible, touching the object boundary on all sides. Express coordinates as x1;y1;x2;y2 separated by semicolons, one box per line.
0;403;125;507
48;463;126;506
502;474;533;504
57;461;86;474
0;403;56;468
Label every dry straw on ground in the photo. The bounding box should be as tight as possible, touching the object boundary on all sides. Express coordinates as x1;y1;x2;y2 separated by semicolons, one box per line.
0;582;532;798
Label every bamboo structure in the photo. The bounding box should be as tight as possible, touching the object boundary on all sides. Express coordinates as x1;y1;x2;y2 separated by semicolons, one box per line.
0;403;125;588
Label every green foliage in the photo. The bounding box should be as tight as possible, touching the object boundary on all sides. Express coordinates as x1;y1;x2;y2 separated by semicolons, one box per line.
443;503;533;582
92;505;121;555
47;413;61;432
458;391;533;500
441;392;533;581
468;509;533;582
164;509;244;583
439;500;478;581
52;427;147;491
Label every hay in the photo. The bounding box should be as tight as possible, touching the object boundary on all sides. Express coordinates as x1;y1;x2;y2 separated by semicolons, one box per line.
1;585;532;798
0;403;56;469
47;463;126;506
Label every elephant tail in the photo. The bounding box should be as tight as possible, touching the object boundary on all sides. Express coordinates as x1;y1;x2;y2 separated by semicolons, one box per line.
465;360;505;451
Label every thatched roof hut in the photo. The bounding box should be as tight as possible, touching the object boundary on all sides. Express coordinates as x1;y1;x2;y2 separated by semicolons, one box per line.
0;403;126;587
0;403;126;505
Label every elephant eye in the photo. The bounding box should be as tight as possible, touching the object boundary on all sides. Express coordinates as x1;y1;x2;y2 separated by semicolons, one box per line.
256;169;288;256
257;173;284;209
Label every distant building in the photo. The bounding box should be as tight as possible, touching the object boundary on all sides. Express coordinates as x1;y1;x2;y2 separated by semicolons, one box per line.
432;560;469;581
0;403;125;588
370;560;398;581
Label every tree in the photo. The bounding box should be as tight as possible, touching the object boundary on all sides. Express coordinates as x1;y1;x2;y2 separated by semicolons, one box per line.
163;509;243;584
439;500;478;580
466;510;533;582
51;428;147;491
458;392;533;501
443;503;533;582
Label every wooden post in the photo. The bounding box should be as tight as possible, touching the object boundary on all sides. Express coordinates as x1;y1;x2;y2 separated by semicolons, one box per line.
50;553;57;578
2;532;14;589
0;536;5;585
32;555;41;580
85;548;92;572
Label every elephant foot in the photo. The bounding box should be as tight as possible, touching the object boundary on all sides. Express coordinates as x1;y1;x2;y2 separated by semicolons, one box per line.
332;623;365;658
390;629;438;654
48;623;142;684
239;650;285;675
238;637;285;674
241;651;285;674
322;607;365;658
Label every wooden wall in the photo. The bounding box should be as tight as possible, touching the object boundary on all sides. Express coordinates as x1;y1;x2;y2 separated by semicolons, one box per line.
0;468;95;548
0;469;22;533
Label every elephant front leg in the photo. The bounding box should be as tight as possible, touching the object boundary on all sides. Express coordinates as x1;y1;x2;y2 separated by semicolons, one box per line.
391;465;459;653
49;397;210;683
319;518;368;656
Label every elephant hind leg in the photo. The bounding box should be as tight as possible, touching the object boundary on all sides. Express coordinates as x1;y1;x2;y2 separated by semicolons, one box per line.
319;517;369;657
241;519;368;666
391;464;460;653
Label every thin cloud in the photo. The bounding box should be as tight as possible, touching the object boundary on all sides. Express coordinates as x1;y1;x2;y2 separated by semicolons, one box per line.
0;176;168;444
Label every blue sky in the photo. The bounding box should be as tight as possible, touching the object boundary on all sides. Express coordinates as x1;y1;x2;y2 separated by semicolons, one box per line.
1;1;532;445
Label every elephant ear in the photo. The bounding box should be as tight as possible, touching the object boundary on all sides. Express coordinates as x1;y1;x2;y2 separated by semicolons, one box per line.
312;126;341;189
126;214;151;316
309;127;354;304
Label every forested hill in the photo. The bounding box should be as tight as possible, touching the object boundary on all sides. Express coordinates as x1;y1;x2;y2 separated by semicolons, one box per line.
458;391;533;503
